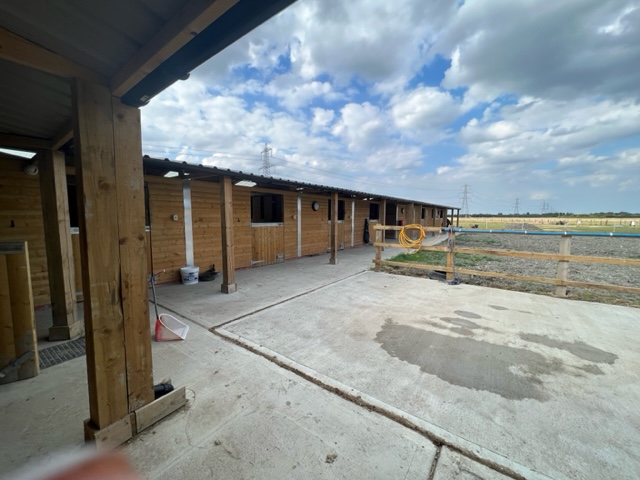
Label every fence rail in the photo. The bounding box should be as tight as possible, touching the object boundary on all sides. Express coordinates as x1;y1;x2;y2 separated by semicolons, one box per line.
372;225;640;296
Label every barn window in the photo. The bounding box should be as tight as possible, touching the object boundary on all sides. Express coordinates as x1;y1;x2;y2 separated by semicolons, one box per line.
421;207;426;220
251;192;284;223
369;203;380;220
328;199;345;221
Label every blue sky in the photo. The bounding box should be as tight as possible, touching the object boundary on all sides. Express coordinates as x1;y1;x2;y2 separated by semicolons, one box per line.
141;0;640;214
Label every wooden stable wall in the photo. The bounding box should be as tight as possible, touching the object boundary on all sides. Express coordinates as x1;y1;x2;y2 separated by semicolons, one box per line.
301;193;330;256
0;159;49;306
192;180;221;274
147;177;186;282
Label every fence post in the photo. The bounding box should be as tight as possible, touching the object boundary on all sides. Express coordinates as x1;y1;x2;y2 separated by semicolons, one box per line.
555;235;572;297
446;229;455;281
374;226;382;272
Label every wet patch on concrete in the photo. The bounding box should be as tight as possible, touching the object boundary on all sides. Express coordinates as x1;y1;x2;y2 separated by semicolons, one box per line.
519;334;618;364
449;327;475;336
577;364;604;375
440;317;481;329
454;310;482;319
376;321;559;401
489;305;508;311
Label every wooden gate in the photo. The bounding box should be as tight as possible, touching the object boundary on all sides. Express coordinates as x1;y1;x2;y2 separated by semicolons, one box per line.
252;225;285;266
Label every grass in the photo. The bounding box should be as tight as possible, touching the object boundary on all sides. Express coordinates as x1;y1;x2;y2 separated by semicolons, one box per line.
389;249;499;267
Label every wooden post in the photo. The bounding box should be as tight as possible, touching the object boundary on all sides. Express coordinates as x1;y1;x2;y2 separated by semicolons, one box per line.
0;255;17;383
112;98;154;412
446;229;455;281
410;203;415;224
73;79;153;436
456;209;460;227
220;176;236;293
381;199;387;244
38;150;82;341
0;242;38;382
374;226;382;272
329;192;339;265
555;235;572;297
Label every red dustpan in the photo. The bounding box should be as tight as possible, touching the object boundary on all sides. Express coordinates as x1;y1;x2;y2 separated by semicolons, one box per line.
155;314;189;341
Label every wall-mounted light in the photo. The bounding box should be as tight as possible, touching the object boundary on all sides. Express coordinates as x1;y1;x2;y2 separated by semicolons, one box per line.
23;163;38;176
235;180;256;187
171;214;179;221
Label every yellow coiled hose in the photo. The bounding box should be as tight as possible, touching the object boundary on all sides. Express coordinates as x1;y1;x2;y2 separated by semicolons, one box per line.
398;224;426;253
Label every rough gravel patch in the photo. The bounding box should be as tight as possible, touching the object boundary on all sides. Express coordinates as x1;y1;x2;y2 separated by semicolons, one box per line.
384;234;640;308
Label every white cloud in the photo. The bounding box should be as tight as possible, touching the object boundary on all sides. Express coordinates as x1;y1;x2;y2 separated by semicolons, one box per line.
391;86;462;133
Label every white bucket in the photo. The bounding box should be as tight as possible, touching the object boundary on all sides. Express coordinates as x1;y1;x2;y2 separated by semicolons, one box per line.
180;266;199;285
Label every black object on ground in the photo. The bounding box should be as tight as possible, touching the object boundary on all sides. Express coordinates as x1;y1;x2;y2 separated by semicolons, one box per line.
153;383;175;399
200;264;219;282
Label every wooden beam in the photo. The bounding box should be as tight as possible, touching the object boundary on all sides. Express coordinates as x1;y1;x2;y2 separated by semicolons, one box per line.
0;27;104;83
330;192;339;265
112;98;154;411
38;150;81;341
220;176;236;293
50;122;74;151
111;0;239;97
0;132;50;151
73;79;129;429
135;386;187;432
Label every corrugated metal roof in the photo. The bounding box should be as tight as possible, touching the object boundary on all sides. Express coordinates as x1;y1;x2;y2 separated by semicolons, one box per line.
142;156;460;210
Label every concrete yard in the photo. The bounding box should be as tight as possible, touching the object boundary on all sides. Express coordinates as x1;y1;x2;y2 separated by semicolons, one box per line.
1;247;639;479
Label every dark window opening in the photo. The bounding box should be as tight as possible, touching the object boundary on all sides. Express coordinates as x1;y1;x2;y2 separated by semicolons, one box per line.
421;207;426;220
328;199;345;221
67;179;151;228
251;192;284;223
369;203;380;220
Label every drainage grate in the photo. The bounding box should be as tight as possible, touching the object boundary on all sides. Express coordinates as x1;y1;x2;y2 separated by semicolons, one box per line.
39;337;86;369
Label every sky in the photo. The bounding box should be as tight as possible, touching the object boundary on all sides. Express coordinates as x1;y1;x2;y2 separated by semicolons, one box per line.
140;0;640;215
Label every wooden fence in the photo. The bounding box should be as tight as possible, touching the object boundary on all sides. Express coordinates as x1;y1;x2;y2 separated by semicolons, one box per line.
373;225;640;296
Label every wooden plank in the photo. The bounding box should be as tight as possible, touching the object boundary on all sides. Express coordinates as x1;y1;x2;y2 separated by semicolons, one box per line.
330;192;338;264
73;79;128;429
556;235;571;297
135;386;187;432
0;255;17;384
84;415;133;452
0;27;104;83
6;243;38;380
112;98;154;412
220;176;236;293
38;150;80;341
111;0;239;96
50;122;74;150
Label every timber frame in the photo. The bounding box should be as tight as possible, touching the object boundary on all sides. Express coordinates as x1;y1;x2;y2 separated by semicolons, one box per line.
0;0;299;449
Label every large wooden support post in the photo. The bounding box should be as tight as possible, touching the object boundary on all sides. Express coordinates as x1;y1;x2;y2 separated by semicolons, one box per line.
446;229;455;281
555;235;572;297
329;192;339;265
220;176;237;293
456;210;460;227
73;79;153;438
38;150;82;341
410;203;415;224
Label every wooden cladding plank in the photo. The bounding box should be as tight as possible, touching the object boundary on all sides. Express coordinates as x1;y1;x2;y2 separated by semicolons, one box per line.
73;79;128;429
112;98;153;412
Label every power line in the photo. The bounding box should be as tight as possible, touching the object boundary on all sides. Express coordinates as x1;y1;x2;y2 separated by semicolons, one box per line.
514;198;520;215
